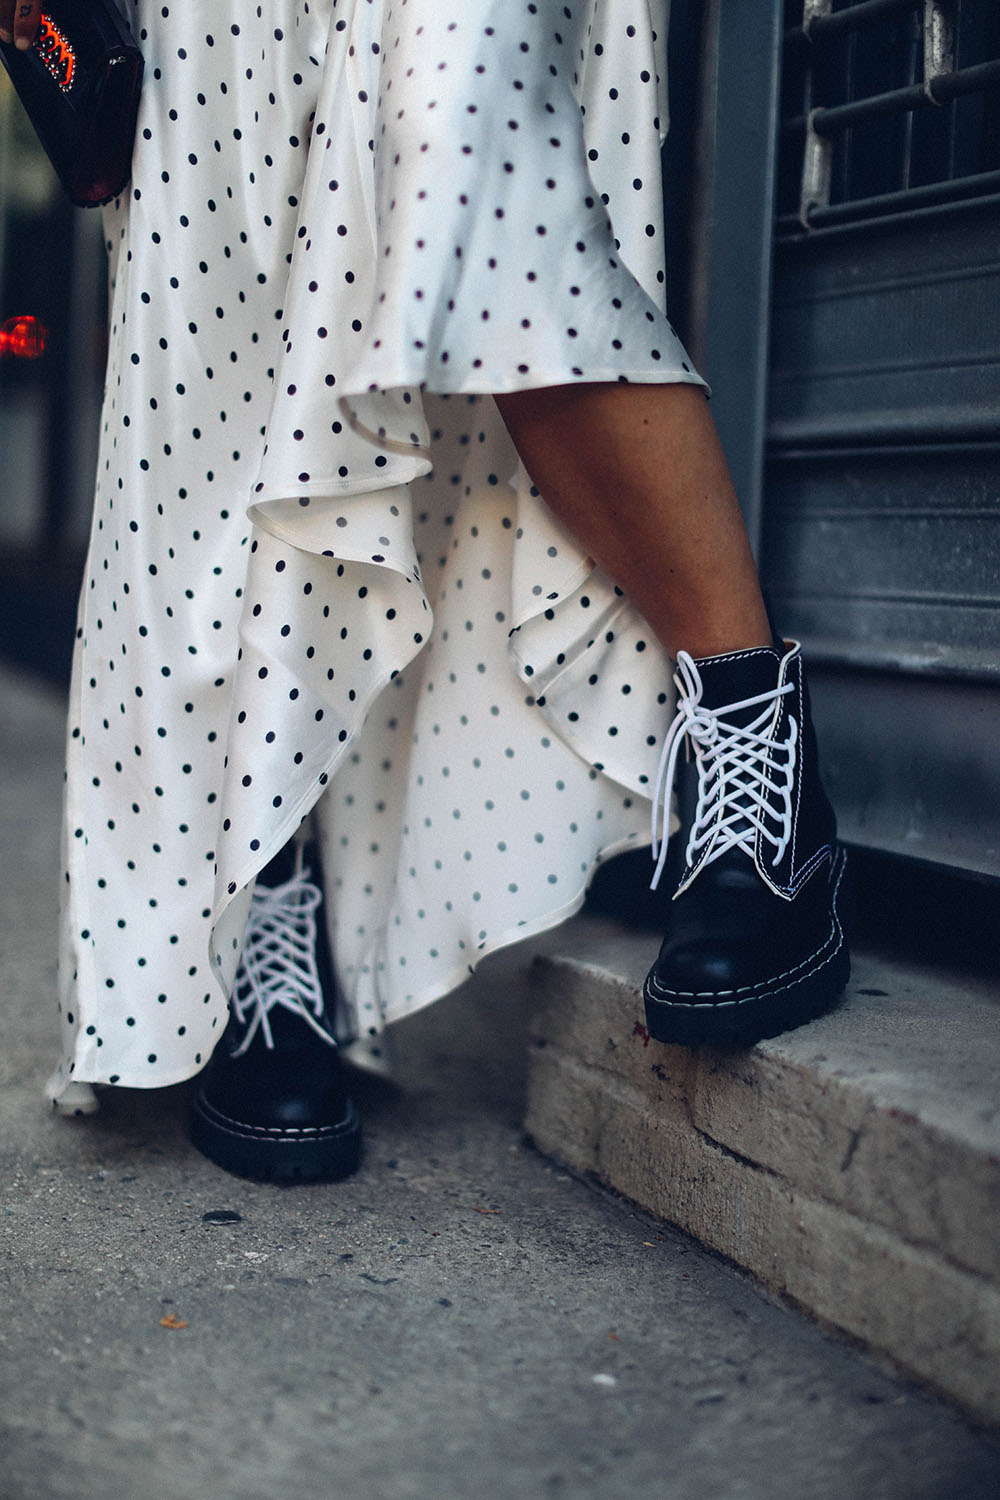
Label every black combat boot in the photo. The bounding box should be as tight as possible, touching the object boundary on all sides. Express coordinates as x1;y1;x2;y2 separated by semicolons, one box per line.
191;841;361;1182
643;640;851;1047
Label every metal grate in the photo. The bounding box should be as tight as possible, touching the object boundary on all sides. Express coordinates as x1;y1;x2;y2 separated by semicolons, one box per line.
778;0;1000;232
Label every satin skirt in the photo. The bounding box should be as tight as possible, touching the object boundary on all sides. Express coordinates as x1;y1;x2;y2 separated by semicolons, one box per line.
51;0;703;1100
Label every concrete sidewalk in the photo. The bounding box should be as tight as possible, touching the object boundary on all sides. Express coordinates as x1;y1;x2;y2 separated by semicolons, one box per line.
527;918;1000;1424
2;663;998;1500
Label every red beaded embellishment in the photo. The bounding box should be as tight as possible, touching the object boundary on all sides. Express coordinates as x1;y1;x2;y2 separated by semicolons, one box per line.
33;12;76;92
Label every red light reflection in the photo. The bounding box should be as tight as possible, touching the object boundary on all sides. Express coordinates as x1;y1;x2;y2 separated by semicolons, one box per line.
0;316;49;359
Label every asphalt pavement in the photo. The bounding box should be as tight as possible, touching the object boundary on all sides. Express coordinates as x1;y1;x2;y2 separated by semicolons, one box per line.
2;663;998;1500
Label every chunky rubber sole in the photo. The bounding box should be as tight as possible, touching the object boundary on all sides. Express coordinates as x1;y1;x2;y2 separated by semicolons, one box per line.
190;1093;362;1184
642;846;852;1048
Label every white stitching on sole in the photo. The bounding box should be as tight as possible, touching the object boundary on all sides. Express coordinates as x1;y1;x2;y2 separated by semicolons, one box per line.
643;848;848;1012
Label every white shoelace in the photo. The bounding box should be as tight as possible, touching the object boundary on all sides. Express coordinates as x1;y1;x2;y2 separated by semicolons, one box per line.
230;861;336;1055
650;652;798;891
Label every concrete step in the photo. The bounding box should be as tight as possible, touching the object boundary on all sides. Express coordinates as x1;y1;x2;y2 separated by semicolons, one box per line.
524;913;1000;1426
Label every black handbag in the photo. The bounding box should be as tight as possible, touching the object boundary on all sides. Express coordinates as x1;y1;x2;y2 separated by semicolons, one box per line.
0;0;143;207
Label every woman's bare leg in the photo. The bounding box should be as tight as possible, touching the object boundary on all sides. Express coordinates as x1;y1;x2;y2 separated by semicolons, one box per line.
496;380;851;1051
494;381;772;659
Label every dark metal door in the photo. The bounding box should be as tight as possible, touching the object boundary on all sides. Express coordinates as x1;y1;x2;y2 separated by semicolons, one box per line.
682;0;1000;878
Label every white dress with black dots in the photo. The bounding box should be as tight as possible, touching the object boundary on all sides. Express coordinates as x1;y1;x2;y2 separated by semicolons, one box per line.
50;0;705;1099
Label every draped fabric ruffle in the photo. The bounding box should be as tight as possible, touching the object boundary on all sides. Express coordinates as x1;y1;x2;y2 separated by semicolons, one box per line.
212;421;684;1049
211;0;703;1048
52;0;703;1099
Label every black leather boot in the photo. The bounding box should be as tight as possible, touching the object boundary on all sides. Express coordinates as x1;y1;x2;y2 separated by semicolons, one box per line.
643;641;851;1047
191;842;361;1182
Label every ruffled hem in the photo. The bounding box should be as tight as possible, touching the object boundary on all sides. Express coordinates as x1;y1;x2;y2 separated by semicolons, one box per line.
206;0;702;1041
55;0;704;1091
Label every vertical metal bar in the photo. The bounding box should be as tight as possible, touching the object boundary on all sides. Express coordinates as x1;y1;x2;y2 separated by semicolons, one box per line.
802;0;833;37
926;0;958;179
690;0;786;551
802;112;834;220
924;0;956;80
800;0;834;223
900;9;921;190
841;28;859;204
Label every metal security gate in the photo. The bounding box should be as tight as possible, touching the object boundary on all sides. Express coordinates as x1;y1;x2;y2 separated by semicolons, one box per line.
680;0;1000;878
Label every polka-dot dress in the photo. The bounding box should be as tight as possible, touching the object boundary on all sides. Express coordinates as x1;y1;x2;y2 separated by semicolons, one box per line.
49;0;706;1100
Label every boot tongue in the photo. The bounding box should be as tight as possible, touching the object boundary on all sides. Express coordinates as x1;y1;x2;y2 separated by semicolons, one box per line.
692;644;785;724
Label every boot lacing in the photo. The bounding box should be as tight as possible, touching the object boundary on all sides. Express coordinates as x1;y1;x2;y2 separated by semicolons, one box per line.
230;861;335;1055
650;651;797;891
